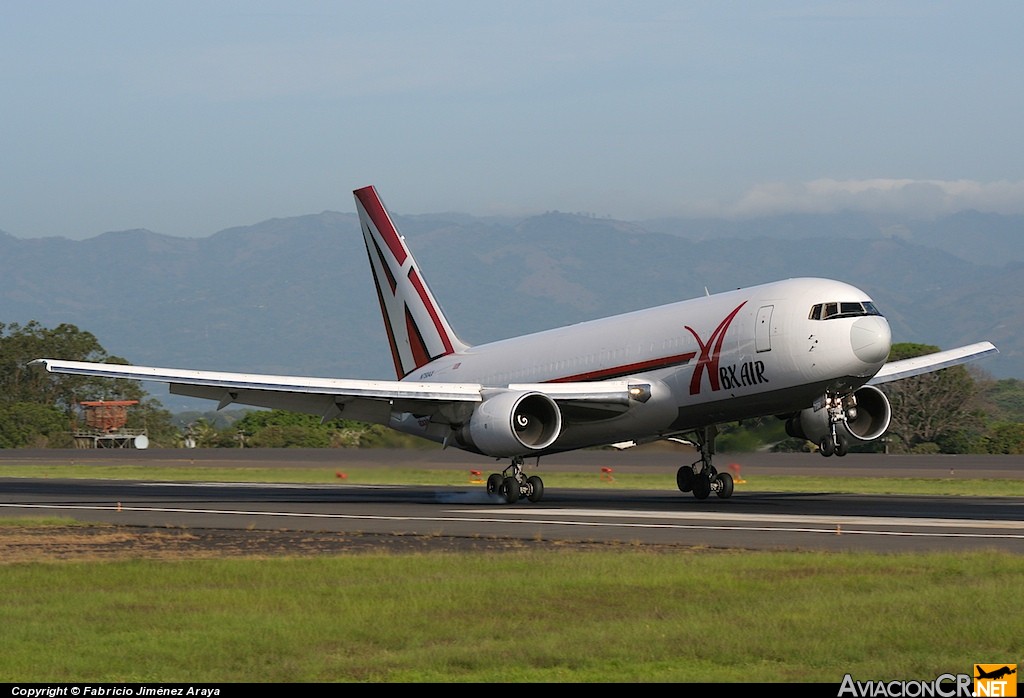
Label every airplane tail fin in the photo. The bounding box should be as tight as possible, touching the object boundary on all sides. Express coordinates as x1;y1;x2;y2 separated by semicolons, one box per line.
354;185;469;379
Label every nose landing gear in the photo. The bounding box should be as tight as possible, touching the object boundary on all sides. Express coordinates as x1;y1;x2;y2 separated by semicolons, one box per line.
819;393;850;458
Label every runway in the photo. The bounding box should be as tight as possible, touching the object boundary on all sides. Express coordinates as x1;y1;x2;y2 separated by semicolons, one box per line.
2;449;1023;554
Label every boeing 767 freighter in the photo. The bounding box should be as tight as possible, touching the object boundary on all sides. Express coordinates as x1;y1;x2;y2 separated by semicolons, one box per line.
33;186;998;503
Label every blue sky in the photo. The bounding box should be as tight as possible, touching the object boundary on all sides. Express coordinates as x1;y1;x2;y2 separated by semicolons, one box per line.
3;0;1023;239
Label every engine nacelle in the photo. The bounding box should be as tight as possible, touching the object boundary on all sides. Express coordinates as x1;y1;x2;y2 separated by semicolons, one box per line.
459;390;562;457
786;384;892;445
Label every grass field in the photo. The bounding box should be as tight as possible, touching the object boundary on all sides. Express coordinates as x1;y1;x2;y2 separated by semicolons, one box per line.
1;530;1021;683
2;460;1022;683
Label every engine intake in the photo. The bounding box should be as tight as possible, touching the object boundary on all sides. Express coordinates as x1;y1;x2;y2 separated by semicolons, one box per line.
786;384;892;445
459;390;562;457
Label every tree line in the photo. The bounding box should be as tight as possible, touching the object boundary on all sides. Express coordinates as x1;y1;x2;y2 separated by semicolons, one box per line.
2;321;1023;453
0;321;425;449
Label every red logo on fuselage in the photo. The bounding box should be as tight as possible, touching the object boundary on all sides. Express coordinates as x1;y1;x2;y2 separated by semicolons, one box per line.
685;302;747;395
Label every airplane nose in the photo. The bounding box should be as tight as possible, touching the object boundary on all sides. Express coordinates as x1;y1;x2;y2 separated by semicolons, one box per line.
850;316;892;364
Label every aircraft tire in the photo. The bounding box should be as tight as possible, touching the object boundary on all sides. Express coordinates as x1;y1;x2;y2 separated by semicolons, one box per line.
486;473;503;495
527;475;544;502
715;472;734;499
834;435;849;457
692;475;712;500
819;436;835;457
676;466;695;492
501;476;520;504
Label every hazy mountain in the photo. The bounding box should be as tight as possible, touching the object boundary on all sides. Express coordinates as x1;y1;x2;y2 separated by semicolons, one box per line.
641;210;1024;267
2;210;1018;411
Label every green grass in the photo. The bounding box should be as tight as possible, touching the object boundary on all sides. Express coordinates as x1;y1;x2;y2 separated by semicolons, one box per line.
1;549;1021;682
0;515;85;527
2;462;1023;496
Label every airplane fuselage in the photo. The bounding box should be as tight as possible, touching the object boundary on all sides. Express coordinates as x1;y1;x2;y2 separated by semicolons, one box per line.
393;276;892;453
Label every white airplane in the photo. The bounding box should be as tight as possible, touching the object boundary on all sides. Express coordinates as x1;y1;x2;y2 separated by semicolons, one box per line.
33;185;998;503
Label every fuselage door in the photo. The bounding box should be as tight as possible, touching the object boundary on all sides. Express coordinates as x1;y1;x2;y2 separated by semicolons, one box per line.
755;305;774;353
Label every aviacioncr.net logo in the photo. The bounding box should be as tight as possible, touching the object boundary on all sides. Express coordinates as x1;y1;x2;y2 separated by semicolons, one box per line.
837;673;973;697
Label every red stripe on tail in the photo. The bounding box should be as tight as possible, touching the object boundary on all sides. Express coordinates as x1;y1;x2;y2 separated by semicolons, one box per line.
354;186;407;266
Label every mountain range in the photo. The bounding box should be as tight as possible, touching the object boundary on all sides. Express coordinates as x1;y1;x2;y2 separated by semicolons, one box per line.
2;208;1019;411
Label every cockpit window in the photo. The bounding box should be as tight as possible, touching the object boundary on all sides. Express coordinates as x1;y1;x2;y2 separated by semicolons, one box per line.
808;301;883;320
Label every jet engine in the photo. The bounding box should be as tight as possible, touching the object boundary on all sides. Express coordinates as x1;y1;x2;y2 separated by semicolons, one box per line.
457;390;562;457
785;384;892;452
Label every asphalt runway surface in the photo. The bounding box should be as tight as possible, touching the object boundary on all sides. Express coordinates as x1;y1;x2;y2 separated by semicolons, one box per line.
2;448;1024;554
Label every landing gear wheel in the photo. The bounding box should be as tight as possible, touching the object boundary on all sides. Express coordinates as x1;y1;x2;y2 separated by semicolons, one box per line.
714;472;734;499
676;466;695;493
526;475;544;502
486;473;503;495
692;474;712;500
501;476;520;504
819;436;835;457
834;434;848;457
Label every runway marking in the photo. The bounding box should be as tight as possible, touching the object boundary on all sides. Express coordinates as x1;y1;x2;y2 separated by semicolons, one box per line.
3;502;1024;540
492;508;1024;530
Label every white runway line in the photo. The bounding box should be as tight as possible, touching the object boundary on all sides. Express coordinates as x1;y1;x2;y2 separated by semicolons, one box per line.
497;507;1024;530
2;502;1023;540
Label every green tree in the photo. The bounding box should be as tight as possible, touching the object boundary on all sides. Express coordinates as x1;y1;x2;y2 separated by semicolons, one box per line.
184;418;239;448
235;410;339;448
1;321;144;410
125;398;182;448
880;343;983;453
223;409;436;449
978;378;1024;422
716;416;789;452
0;403;73;448
966;377;1024;454
0;321;178;448
985;422;1024;454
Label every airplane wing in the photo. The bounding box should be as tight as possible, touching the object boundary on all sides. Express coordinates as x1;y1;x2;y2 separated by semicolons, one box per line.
28;359;639;425
866;341;999;385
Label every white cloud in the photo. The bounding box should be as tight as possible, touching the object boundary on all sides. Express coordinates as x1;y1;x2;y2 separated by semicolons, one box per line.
726;179;1024;218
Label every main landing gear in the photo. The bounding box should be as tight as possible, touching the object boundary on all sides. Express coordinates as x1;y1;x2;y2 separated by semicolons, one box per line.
486;456;544;504
675;426;734;500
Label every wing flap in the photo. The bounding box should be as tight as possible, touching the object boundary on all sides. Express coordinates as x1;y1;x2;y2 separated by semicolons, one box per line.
867;341;999;385
168;384;394;424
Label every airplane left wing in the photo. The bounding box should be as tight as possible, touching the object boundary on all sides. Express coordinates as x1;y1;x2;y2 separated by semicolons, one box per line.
30;358;484;425
866;341;999;385
29;358;641;427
